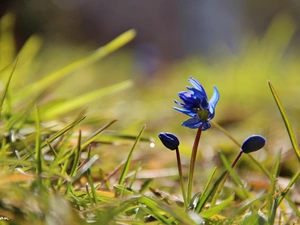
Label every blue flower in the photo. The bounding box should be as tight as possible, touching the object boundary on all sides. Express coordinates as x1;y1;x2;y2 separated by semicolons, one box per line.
158;132;180;150
173;77;220;130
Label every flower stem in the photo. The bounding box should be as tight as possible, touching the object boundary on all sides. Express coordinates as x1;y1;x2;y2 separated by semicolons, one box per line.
175;147;187;208
187;126;203;204
231;150;243;168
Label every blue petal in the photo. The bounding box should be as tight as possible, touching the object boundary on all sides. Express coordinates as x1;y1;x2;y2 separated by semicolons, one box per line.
173;107;197;117
186;87;207;102
188;77;207;98
209;86;220;110
202;121;211;131
174;100;186;108
178;91;192;99
178;91;196;105
207;105;215;120
200;99;209;109
182;117;203;129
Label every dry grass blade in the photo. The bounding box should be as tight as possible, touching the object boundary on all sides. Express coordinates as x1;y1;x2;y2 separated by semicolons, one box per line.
0;173;35;185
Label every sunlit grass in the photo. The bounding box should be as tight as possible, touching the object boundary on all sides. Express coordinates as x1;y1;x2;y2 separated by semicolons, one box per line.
0;12;299;224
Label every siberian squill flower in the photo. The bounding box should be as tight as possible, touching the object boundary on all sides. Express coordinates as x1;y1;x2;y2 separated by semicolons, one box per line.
173;77;220;130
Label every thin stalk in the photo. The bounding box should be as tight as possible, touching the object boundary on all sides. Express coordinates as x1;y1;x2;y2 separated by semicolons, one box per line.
231;150;243;168
187;126;202;203
175;147;187;208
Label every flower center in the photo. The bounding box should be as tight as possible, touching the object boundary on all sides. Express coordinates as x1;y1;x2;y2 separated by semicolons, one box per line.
197;108;209;121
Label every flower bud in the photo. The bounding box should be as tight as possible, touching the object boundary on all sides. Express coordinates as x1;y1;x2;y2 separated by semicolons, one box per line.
158;132;180;150
241;135;266;153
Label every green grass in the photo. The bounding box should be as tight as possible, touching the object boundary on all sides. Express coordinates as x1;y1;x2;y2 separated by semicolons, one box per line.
0;12;299;224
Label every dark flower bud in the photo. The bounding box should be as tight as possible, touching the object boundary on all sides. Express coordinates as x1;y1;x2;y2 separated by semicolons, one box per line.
241;135;266;153
158;132;180;150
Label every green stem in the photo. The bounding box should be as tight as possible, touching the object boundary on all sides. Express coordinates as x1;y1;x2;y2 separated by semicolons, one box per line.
175;147;187;208
187;126;203;203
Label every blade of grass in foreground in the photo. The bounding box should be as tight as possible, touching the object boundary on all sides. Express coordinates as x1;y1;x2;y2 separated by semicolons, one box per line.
14;29;136;103
268;150;281;218
44;116;86;148
277;169;300;206
219;151;250;199
0;58;17;119
195;171;227;213
137;195;199;225
284;193;300;218
200;194;235;219
269;194;278;225
194;167;217;209
34;106;42;177
129;161;141;189
118;125;146;186
65;130;82;194
22;115;86;160
73;154;99;181
268;80;300;163
235;193;269;215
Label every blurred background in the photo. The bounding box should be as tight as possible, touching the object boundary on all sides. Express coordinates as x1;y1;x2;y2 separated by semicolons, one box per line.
2;0;300;59
1;0;300;189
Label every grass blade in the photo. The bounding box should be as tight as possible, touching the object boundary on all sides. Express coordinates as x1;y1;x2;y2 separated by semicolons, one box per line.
193;167;217;208
70;130;82;178
218;151;250;199
87;167;99;205
269;194;278;225
65;130;82;194
0;58;17;119
81;119;117;149
200;194;235;219
22;115;86;160
15;29;136;102
268;150;281;216
42;80;133;118
118;125;146;185
277;169;300;205
73;154;99;181
195;171;227;213
129;161;141;189
284;194;300;218
268;80;300;163
34;105;42;176
236;194;269;215
211;121;241;147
